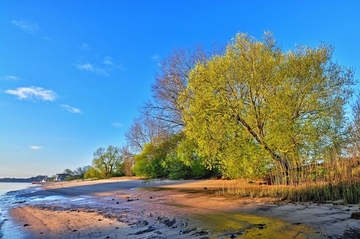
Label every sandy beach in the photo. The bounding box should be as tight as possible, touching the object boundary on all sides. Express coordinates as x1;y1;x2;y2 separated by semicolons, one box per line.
4;178;360;238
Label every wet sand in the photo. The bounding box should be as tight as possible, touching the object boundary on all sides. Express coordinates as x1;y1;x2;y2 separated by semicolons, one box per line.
5;178;360;238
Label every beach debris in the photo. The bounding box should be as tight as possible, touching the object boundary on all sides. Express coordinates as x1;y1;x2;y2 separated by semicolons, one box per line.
351;212;360;219
256;223;266;229
191;230;209;236
137;220;149;227
23;223;30;227
127;219;149;227
130;226;156;235
179;227;197;234
156;216;176;227
343;227;360;237
179;221;188;227
14;200;26;204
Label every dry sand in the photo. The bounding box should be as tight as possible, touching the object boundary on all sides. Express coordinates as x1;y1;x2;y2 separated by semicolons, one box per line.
6;178;360;238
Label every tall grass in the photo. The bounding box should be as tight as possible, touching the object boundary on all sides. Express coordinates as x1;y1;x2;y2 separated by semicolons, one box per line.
218;156;360;204
217;181;360;204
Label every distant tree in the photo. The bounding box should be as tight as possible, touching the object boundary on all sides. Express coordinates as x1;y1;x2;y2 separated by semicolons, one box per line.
120;146;135;176
180;32;355;183
143;47;208;131
92;146;123;178
73;166;91;178
63;169;73;175
125;115;172;153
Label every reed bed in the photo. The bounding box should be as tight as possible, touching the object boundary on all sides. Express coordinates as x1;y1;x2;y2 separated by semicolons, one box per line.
217;180;360;204
217;156;360;204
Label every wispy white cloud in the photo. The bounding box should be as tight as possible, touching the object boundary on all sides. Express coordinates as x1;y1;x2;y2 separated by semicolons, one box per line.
5;86;57;101
75;63;110;77
30;146;42;150
76;63;93;71
103;56;125;70
60;104;82;114
11;20;40;34
103;57;116;67
111;122;123;127
1;75;18;81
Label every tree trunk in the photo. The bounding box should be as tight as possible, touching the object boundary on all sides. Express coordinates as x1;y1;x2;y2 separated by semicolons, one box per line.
235;114;291;184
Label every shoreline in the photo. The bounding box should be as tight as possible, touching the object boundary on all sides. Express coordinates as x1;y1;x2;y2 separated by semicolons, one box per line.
3;178;360;238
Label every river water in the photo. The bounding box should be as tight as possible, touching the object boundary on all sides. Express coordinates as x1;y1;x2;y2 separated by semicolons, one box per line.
0;183;39;238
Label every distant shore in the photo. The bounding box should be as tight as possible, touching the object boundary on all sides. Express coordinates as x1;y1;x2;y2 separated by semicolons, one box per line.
0;176;47;183
5;178;360;238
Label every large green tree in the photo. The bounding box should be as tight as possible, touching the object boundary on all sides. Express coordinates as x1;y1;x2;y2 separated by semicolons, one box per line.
180;32;355;183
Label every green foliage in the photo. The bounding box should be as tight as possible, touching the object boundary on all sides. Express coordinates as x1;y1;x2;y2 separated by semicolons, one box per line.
84;166;101;179
176;137;215;178
180;32;355;182
132;155;151;178
90;145;124;179
133;143;167;178
162;153;188;179
132;133;212;179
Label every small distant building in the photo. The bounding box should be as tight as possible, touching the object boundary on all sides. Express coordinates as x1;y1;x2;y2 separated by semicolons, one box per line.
54;173;69;181
41;176;48;182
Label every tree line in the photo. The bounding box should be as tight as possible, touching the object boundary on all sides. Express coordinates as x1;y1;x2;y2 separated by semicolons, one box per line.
70;32;360;184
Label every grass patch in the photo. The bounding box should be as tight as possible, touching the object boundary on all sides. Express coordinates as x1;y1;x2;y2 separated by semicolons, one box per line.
217;180;360;204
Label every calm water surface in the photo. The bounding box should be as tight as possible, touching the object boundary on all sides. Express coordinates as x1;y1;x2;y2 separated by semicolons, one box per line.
0;182;34;196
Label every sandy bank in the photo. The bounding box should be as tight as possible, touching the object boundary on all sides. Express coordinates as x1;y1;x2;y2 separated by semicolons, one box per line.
7;178;360;238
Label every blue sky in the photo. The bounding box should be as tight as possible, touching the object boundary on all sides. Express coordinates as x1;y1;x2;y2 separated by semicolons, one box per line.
1;1;359;178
